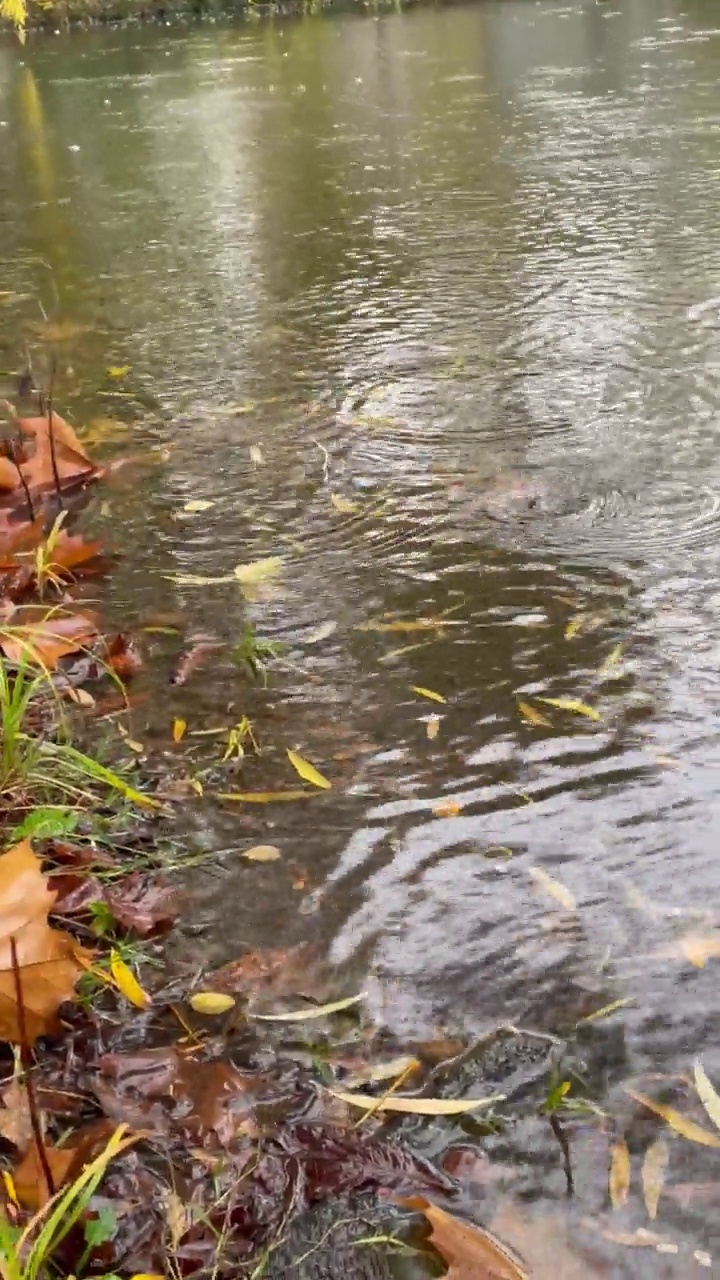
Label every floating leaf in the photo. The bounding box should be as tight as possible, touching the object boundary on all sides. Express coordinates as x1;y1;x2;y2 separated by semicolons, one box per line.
679;934;720;968
182;499;214;514
609;1138;631;1209
528;866;576;911
642;1139;669;1220
249;445;265;466
333;1091;505;1116
433;798;463;818
517;700;551;727
172;718;187;743
217;790;314;803
694;1061;720;1132
343;1056;421;1090
599;642;625;677
624;1088;720;1148
287;749;331;790
242;845;281;863
233;556;284;586
331;493;359;515
110;950;150;1010
412;686;446;704
107;365;130;378
189;991;235;1015
577;997;635;1026
252;993;366;1022
356;617;451;634
164;573;234;586
401;1197;526;1279
536;697;600;721
426;715;440;740
564;615;586;640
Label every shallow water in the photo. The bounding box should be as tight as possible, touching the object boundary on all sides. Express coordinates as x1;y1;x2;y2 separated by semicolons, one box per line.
3;0;720;1271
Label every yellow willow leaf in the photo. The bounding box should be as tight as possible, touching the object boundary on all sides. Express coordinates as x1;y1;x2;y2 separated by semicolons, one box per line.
172;718;187;743
331;493;359;515
517;700;551;727
2;1170;18;1207
343;1056;421;1090
528;866;576;911
217;789;314;803
252;994;366;1022
426;715;440;740
182;499;214;514
123;738;144;755
576;997;635;1026
356;618;447;634
164;573;234;586
642;1139;669;1220
412;686;446;704
242;844;281;862
287;749;331;790
536;697;601;721
609;1138;631;1209
189;992;235;1015
110;951;151;1010
624;1088;720;1148
694;1061;720;1132
433;798;463;818
107;365;131;378
564;615;586;640
328;1089;505;1116
130;1275;166;1280
233;556;284;585
599;642;625;676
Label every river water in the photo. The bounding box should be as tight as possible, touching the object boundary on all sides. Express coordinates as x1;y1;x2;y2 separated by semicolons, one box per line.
3;0;720;1272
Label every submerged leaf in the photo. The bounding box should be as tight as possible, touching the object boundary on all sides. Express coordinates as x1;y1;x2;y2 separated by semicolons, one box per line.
528;866;576;912
536;697;600;721
642;1139;669;1220
517;700;552;727
183;499;214;514
331;493;359;515
331;1091;505;1116
426;715;441;740
189;992;235;1015
433;799;463;818
252;993;365;1022
287;749;331;790
624;1088;720;1148
217;790;314;803
233;556;284;586
412;686;446;704
242;845;281;863
110;950;150;1010
249;444;265;466
694;1061;720;1132
609;1138;631;1209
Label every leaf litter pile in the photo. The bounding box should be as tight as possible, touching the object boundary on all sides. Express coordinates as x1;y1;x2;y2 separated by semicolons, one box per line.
0;387;718;1278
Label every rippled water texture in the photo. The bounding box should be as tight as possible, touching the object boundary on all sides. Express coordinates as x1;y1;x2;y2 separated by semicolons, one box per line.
4;1;720;1271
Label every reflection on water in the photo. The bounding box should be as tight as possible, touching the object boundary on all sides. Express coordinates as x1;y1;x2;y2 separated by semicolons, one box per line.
4;0;720;1268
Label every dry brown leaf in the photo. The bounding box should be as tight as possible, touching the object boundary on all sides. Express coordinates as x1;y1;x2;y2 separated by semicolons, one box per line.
12;1139;76;1210
0;840;91;1043
609;1138;630;1209
642;1138;669;1220
0;609;98;669
0;1077;35;1153
401;1197;526;1279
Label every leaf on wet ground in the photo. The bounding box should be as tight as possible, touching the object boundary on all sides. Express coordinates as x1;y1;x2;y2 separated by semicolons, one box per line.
0;1077;35;1153
642;1138;669;1220
0;608;98;668
517;700;552;728
287;749;331;789
12;1139;77;1210
252;992;365;1022
412;685;446;703
331;1090;505;1116
242;845;281;862
0;840;90;1043
694;1061;720;1131
609;1138;631;1209
624;1087;720;1147
426;714;441;740
110;950;150;1009
400;1196;527;1279
536;697;600;721
528;866;576;912
189;992;236;1015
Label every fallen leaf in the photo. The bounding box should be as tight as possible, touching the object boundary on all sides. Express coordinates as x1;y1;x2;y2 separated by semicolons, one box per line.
0;840;90;1043
433;799;463;818
182;499;214;513
172;718;187;743
189;992;236;1015
12;1140;76;1210
342;1056;421;1090
528;866;576;912
64;686;95;707
107;365;131;378
287;749;331;790
252;993;365;1022
426;715;440;740
0;609;98;669
399;1196;526;1278
249;445;264;466
233;556;284;586
624;1088;720;1147
564;616;586;640
217;790;314;803
169;639;224;686
694;1061;720;1132
412;686;446;704
679;934;720;967
110;950;150;1010
517;700;552;728
609;1138;630;1209
302;621;338;645
330;1091;505;1116
536;697;600;721
242;845;281;863
0;1078;34;1152
105;633;143;682
331;493;359;515
356;617;448;634
576;998;635;1026
642;1139;669;1220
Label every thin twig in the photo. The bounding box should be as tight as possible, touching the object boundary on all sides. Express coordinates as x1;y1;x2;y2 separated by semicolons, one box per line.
549;1112;573;1195
312;438;330;484
9;937;55;1200
7;446;36;522
47;355;63;509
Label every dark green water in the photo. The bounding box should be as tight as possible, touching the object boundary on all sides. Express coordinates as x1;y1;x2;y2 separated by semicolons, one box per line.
3;1;720;1272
